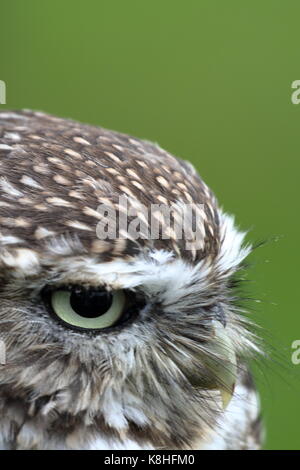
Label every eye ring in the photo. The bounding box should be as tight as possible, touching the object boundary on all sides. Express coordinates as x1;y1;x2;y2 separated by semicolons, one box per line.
51;289;125;330
41;285;139;333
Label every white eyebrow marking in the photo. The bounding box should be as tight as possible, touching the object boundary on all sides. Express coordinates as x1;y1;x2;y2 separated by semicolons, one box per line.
0;248;40;274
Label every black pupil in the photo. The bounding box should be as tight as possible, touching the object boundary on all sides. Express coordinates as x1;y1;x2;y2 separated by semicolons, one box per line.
70;289;113;318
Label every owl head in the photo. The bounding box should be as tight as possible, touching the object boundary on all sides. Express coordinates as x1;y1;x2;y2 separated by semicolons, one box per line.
0;110;260;449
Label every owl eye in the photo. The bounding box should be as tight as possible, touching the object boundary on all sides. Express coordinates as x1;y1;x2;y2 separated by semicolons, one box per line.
44;287;126;331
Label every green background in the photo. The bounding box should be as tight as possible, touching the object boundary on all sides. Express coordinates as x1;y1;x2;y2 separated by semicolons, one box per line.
1;0;299;449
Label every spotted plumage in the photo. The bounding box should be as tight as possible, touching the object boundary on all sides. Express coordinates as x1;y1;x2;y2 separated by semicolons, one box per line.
0;110;262;449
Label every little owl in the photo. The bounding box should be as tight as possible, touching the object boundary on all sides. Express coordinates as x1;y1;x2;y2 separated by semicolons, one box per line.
0;110;262;450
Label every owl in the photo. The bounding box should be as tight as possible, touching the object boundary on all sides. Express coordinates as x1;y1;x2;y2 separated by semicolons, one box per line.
0;110;263;450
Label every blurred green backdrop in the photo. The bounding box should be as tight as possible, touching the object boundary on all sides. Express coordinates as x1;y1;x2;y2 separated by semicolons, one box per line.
1;0;299;449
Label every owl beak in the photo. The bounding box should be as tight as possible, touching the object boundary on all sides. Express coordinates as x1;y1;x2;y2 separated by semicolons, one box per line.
203;320;237;410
